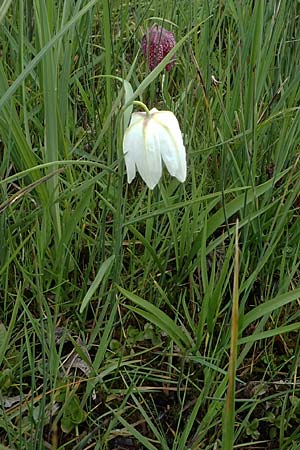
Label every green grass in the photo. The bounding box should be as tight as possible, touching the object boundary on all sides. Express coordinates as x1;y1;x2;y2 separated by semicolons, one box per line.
1;1;300;449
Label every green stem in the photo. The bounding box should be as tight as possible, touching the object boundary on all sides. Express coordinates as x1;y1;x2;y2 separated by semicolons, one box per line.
132;100;151;115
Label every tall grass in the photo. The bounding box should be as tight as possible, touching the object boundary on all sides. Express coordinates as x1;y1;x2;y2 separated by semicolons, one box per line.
1;1;300;449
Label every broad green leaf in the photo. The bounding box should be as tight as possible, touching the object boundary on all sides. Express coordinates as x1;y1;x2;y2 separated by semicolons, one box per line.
80;255;115;313
118;286;192;351
242;289;300;330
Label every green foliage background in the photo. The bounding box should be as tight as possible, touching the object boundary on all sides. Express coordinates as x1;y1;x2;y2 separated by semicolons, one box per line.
0;1;300;449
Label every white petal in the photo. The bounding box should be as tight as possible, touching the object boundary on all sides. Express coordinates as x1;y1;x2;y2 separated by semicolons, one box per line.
123;113;162;189
153;111;186;182
123;144;136;184
134;117;162;189
123;113;145;184
127;111;146;127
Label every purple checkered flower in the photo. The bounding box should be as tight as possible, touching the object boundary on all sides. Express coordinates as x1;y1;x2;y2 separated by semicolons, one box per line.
141;26;176;72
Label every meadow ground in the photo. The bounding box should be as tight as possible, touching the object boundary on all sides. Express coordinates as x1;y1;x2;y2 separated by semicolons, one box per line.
1;1;300;449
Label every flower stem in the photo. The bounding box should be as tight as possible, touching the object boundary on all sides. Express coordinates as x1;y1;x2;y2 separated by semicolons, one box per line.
133;100;150;115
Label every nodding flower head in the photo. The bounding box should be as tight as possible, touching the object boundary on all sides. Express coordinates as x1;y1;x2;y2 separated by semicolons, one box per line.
123;107;186;189
141;25;176;72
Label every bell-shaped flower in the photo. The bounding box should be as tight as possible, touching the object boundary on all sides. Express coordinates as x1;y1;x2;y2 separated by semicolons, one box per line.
141;26;176;72
123;107;186;189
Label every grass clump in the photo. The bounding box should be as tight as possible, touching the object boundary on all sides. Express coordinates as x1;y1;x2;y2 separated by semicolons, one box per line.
1;1;300;449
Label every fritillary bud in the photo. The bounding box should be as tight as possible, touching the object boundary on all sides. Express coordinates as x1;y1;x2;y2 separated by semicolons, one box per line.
141;25;176;72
